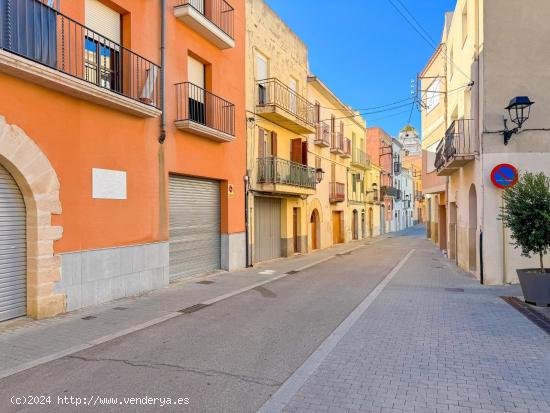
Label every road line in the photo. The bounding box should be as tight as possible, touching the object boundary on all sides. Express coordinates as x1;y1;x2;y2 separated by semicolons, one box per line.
0;242;380;381
256;249;416;413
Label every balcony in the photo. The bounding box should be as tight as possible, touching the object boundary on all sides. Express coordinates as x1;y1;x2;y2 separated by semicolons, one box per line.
367;190;380;204
341;138;352;158
381;186;400;198
0;0;161;118
351;148;371;169
330;132;344;155
175;82;235;142
329;182;345;203
256;78;316;134
393;162;402;175
314;121;331;147
256;157;316;195
435;119;477;176
349;191;365;204
174;0;235;49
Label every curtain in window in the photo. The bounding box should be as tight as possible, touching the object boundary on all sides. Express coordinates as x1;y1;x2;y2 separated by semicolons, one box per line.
1;0;57;68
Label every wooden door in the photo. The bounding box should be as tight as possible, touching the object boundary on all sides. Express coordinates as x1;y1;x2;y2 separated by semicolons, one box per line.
311;211;318;250
293;208;298;253
332;211;342;244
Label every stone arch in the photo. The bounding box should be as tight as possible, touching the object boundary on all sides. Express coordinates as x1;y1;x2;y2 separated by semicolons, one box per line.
352;209;359;240
0;117;64;319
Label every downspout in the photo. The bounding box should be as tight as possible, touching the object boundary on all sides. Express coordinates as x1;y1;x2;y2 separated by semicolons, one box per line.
159;0;166;144
158;0;167;244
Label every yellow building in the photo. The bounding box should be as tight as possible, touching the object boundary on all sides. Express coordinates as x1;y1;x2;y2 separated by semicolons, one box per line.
245;0;317;263
307;77;378;251
420;43;448;252
422;0;550;284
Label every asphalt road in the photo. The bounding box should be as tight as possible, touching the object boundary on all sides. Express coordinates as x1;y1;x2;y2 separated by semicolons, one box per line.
0;228;421;413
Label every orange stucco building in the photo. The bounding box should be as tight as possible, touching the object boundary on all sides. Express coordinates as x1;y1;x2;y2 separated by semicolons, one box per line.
0;0;245;320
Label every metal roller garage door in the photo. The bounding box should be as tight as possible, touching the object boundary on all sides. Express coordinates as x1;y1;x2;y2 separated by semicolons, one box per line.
0;164;26;322
254;197;281;263
169;175;220;279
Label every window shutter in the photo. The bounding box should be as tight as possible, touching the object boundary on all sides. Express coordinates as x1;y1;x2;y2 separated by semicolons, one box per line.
271;131;278;156
291;139;302;164
301;141;308;166
258;128;265;158
85;0;121;44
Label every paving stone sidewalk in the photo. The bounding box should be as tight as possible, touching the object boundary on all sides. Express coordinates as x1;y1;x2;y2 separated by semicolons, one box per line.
0;236;378;377
281;238;550;413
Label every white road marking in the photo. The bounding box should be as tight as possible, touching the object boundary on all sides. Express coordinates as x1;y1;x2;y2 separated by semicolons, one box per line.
256;249;416;413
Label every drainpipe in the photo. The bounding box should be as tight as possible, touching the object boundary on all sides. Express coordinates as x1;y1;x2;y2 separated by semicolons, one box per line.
479;230;484;284
244;173;252;267
159;0;167;144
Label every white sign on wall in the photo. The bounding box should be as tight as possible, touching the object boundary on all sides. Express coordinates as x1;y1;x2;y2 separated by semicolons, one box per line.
92;168;127;200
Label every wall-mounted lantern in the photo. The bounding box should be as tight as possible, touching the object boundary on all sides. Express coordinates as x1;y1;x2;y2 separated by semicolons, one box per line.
315;168;325;184
503;96;535;145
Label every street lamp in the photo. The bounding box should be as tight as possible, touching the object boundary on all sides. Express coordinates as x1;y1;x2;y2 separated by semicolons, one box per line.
315;168;325;184
503;96;535;145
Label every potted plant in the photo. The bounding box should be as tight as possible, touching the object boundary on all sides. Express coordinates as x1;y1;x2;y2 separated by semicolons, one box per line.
500;172;550;306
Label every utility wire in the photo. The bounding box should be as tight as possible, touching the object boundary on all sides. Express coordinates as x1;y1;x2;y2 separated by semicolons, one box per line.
386;0;472;81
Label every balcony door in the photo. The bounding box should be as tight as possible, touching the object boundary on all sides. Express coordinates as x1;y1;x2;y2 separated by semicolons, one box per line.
84;0;121;92
188;56;206;124
256;52;268;105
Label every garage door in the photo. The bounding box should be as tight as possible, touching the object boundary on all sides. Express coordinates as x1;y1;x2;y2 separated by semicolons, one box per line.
254;197;281;263
169;175;221;279
0;164;26;322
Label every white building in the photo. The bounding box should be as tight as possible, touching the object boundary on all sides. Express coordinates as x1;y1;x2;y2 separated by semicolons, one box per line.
399;125;422;156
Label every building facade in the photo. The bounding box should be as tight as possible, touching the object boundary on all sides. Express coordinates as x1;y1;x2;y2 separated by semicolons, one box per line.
245;0;316;264
0;0;245;321
422;0;550;284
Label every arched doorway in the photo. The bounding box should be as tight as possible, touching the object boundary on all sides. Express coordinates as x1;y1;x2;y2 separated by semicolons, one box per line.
352;210;358;240
361;210;366;239
0;118;63;320
368;207;373;237
310;209;320;250
469;185;477;273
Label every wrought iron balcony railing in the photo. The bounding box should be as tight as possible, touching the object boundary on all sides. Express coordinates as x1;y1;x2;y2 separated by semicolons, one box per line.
381;186;399;198
175;82;235;136
352;148;371;168
329;182;345;203
0;0;161;108
314;121;331;147
330;131;344;154
435;119;477;172
342;138;352;158
256;78;316;128
176;0;234;38
257;157;316;189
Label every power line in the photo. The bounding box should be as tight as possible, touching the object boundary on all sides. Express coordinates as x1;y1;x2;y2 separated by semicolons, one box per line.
386;0;472;82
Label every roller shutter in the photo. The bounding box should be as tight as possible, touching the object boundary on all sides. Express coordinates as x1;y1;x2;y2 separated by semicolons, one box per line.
254;197;281;263
85;0;121;43
169;175;220;279
0;164;26;322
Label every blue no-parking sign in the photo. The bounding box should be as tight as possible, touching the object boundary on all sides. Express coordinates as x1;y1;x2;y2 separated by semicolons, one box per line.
490;164;519;189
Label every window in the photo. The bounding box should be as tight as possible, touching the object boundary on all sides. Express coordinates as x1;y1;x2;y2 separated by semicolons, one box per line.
256;52;268;104
188;56;206;123
449;48;454;79
84;37;121;92
425;79;441;113
84;0;121;92
462;3;468;45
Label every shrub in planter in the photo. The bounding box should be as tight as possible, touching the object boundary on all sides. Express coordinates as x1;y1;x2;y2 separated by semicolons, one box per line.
500;172;550;306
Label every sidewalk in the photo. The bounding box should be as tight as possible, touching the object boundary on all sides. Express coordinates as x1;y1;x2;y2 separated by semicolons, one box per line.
0;235;384;379
264;237;550;413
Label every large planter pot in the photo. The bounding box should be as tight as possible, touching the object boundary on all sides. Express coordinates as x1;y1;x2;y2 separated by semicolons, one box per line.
517;269;550;307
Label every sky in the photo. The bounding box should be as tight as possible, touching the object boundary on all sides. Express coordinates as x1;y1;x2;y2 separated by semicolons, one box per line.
264;0;457;138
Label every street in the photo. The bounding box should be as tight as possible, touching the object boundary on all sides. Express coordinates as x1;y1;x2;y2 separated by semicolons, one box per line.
0;227;548;413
